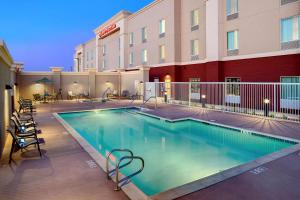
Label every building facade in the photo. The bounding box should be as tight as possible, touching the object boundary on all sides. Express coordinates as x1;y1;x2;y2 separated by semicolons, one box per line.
74;0;300;83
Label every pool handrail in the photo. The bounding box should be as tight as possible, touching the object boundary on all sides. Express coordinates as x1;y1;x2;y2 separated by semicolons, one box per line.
106;149;134;180
114;156;144;191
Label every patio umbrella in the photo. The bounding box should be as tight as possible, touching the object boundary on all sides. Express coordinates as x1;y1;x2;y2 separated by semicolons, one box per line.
34;77;54;102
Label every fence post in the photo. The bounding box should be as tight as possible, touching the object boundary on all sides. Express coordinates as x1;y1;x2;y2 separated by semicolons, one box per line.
189;82;191;107
274;84;277;116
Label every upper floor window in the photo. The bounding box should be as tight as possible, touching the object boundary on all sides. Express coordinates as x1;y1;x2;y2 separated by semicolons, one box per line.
281;0;299;6
118;37;121;50
191;39;199;61
226;0;238;20
159;45;166;62
142;49;148;64
102;45;106;56
159;19;166;38
227;30;239;56
90;50;94;60
129;32;134;47
129;52;134;65
102;60;106;70
191;9;200;31
86;51;89;61
281;15;299;49
142;27;147;43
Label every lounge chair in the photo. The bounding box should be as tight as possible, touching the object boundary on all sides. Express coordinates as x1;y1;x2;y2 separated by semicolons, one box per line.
12;112;37;128
7;127;42;164
67;91;76;100
18;98;36;113
11;116;39;136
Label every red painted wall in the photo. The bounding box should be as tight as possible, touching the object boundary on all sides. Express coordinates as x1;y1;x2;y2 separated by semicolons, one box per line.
149;54;300;82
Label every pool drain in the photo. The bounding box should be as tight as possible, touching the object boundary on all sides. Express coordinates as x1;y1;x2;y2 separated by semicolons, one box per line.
86;160;98;168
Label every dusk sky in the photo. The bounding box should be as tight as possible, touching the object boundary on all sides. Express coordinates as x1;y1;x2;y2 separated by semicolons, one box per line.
0;0;153;71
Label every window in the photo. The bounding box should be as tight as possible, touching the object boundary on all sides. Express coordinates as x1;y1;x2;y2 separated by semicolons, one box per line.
191;39;199;56
226;0;238;16
159;45;166;62
190;78;201;93
142;27;147;43
226;77;240;96
142;49;148;64
159;19;166;37
90;50;94;60
281;16;299;43
129;52;134;65
118;37;121;50
227;30;239;50
129;32;134;46
191;9;200;30
102;45;106;55
102;60;106;69
86;51;89;61
281;77;300;100
281;0;299;6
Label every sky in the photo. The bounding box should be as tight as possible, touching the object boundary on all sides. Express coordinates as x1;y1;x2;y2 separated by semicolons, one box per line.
0;0;153;71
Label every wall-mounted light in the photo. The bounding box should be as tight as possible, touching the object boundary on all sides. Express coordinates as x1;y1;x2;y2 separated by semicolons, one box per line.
264;98;270;104
14;83;18;86
201;94;206;99
5;84;12;90
73;81;78;85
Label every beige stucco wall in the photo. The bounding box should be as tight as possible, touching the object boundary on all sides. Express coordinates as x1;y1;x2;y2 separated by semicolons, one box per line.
181;0;206;62
99;31;121;71
219;0;300;58
0;40;14;158
18;69;148;100
126;0;176;67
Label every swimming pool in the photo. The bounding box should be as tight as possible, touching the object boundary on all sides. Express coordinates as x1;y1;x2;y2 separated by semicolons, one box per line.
57;108;298;198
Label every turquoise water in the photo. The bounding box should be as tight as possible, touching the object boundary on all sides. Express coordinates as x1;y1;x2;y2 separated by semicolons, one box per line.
59;108;296;196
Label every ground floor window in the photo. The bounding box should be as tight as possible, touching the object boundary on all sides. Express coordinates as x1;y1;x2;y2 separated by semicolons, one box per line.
189;78;200;93
281;76;300;100
225;77;240;96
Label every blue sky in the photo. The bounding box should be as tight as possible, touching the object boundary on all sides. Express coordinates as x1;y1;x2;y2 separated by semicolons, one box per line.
0;0;153;71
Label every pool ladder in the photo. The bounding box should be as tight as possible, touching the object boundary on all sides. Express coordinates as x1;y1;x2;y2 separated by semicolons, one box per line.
106;149;144;191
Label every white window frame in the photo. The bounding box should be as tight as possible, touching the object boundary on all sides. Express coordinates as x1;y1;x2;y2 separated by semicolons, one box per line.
129;32;134;46
280;15;299;43
226;0;239;16
159;45;166;61
102;45;106;55
129;52;134;65
227;30;239;51
142;27;147;42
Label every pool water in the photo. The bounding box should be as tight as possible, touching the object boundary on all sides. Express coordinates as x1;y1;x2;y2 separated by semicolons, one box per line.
59;108;296;196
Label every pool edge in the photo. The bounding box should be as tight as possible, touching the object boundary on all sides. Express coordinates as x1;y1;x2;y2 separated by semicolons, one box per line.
53;107;300;200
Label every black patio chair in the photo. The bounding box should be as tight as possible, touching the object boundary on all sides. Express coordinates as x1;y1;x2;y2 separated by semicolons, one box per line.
7;127;42;164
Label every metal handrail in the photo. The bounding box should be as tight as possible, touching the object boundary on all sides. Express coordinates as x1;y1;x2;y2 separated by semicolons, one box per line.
114;156;144;191
142;96;157;109
106;149;134;180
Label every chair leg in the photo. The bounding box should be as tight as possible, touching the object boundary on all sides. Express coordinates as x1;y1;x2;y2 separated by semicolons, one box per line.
9;140;15;164
37;142;42;157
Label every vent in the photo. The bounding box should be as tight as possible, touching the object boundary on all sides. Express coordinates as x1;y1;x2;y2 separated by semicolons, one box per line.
191;25;199;32
227;49;239;56
159;33;165;38
227;13;239;21
191;55;200;61
281;40;300;50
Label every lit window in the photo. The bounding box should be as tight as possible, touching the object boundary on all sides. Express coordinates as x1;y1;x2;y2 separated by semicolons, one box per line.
129;52;134;65
226;0;238;16
191;9;200;28
102;45;106;55
191;39;199;56
190;78;201;93
142;49;148;64
226;77;240;96
159;45;166;61
227;30;239;50
281;16;299;43
159;19;166;35
281;77;300;100
102;60;106;69
142;27;147;42
129;32;134;46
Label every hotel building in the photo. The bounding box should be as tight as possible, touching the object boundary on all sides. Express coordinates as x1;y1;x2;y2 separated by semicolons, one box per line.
74;0;300;84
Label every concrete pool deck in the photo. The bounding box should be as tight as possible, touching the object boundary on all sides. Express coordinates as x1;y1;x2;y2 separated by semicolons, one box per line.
1;100;300;200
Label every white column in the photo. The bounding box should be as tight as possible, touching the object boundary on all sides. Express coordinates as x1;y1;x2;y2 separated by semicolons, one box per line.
205;0;219;61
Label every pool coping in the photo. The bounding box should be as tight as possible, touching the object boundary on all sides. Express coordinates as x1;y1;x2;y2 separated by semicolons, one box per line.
53;106;300;200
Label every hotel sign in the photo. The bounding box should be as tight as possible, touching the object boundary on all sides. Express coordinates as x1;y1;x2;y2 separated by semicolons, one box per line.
99;24;119;39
